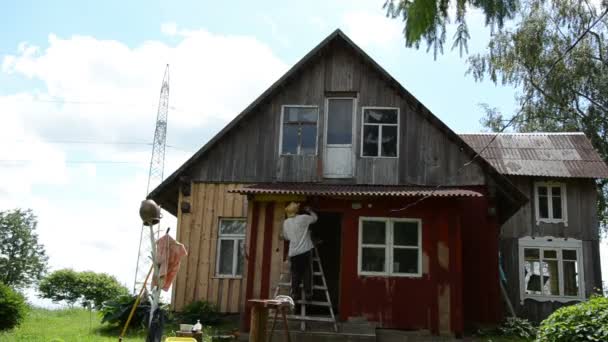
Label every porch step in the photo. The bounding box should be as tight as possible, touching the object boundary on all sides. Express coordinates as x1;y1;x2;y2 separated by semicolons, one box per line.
287;314;336;322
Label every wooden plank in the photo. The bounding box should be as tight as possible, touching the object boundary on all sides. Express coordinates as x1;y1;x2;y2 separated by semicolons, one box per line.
208;184;224;306
229;277;241;313
244;201;260;330
260;203;275;299
193;183;212;301
187;183;206;303
220;278;230;312
253;203;267;299
171;191;184;311
174;183;196;311
269;202;285;298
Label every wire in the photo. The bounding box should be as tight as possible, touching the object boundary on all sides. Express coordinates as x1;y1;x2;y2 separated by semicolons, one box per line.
392;7;608;212
0;160;147;165
2;139;193;152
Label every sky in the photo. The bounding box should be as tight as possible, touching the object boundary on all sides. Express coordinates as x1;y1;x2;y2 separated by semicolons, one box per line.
1;0;606;307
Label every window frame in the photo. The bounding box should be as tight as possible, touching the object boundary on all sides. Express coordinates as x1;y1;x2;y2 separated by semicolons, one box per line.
215;217;247;278
518;236;584;303
360;106;400;159
278;105;320;156
534;181;568;226
357;217;422;278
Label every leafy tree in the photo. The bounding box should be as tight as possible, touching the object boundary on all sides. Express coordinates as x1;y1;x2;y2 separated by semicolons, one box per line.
384;0;519;57
467;0;608;231
0;282;28;331
0;209;48;288
39;269;129;309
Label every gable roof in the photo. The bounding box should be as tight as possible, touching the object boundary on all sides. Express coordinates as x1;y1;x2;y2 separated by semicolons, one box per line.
149;29;527;217
460;133;608;178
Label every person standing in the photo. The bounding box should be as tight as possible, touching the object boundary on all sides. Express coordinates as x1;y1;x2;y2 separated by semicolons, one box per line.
282;202;317;300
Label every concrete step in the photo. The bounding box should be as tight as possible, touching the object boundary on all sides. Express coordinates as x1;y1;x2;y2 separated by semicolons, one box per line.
267;331;376;342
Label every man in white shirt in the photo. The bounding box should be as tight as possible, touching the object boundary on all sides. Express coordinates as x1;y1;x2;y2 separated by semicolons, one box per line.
282;202;317;300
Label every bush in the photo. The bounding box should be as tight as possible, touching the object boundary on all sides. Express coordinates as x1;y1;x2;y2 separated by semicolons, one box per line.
0;282;28;331
179;300;220;325
498;316;536;339
39;269;129;309
100;294;151;329
537;296;608;341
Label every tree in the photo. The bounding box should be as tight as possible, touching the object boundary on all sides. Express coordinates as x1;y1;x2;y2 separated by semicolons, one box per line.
467;0;608;231
384;0;519;57
39;269;129;309
0;209;48;288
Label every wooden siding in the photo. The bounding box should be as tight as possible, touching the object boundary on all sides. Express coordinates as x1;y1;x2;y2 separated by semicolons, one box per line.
186;38;485;186
172;183;247;313
501;176;599;240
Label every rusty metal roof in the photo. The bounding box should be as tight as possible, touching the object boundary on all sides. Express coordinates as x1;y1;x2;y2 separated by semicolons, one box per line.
230;183;483;197
460;133;608;178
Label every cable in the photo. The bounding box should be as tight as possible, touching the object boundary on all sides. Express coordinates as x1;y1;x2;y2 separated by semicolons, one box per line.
392;7;608;212
0;160;147;165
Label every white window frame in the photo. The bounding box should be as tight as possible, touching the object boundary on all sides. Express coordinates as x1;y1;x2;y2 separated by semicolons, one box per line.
278;105;320;156
360;106;400;158
518;236;584;303
534;181;568;226
358;217;422;277
215;217;246;278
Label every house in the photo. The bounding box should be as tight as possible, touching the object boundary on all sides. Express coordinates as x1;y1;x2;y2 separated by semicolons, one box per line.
149;29;608;337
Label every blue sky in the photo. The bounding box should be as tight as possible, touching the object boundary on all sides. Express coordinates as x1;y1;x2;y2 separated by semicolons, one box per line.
2;0;603;306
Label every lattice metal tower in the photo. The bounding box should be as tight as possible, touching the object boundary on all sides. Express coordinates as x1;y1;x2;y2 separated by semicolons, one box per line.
133;64;170;293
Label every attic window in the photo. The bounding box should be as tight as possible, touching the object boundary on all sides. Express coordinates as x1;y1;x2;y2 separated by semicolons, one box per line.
280;106;319;155
534;182;567;226
361;107;399;158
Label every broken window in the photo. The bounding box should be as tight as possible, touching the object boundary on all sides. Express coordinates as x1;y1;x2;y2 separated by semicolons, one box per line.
535;182;567;225
362;108;399;157
359;217;421;276
280;106;318;155
519;237;583;301
216;218;246;277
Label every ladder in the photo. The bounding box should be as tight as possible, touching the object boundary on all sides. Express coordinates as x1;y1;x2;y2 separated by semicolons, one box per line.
273;247;338;332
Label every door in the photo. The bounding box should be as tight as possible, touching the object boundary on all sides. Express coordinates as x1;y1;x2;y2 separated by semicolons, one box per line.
323;98;355;178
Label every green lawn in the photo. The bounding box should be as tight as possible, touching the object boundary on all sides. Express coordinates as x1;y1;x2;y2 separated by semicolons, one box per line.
1;307;163;342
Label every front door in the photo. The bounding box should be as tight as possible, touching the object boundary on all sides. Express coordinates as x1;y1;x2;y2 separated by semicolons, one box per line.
323;98;355;178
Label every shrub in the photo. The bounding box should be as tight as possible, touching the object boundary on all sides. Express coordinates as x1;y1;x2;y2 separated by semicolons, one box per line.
0;282;28;331
179;300;220;325
537;296;608;341
100;294;151;329
498;316;536;339
39;269;129;309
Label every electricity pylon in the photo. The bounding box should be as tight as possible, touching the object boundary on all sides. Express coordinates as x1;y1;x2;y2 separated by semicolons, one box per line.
133;64;170;294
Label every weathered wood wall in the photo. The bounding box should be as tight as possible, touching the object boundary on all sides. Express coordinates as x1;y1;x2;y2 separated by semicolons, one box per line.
500;176;602;322
172;183;248;313
186;38;485;186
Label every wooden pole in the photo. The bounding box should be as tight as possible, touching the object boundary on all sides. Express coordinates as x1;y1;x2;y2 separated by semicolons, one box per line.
119;264;154;342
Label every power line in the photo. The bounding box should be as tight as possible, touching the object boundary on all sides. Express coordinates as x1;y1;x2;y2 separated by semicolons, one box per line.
2;139;193;152
0;160;147;165
393;7;608;212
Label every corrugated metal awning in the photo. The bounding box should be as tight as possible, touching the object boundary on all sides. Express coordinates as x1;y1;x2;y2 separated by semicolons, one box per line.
229;183;483;198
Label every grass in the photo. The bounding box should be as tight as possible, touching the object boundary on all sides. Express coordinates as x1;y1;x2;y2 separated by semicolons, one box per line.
0;307;238;342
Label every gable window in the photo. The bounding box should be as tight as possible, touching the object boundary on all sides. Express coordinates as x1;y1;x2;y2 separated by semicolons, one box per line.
519;237;584;302
216;218;246;277
534;182;567;225
358;217;421;277
280;105;319;155
361;107;399;158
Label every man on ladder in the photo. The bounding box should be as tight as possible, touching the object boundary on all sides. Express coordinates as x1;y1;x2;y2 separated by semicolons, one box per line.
282;202;317;301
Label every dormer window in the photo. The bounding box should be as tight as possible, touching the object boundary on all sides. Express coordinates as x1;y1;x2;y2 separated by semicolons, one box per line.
361;107;399;158
534;181;567;226
280;105;319;155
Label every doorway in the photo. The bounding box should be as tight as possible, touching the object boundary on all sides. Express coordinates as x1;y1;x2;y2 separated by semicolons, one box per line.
323;98;355;178
309;212;342;313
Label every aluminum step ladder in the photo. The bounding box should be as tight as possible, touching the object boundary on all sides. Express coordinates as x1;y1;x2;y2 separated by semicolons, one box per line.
273;247;338;332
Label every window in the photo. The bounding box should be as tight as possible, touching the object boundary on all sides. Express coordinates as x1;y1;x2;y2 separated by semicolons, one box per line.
358;217;421;277
519;237;584;302
216;218;246;277
361;107;399;157
534;182;567;225
280;105;319;155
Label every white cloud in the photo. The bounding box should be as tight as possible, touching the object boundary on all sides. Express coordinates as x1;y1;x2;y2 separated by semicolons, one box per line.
0;25;287;304
341;10;403;49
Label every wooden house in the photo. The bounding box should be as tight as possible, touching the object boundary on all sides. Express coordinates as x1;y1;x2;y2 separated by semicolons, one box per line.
149;30;608;337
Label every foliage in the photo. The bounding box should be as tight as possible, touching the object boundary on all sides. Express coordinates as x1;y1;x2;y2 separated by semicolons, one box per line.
0;209;48;289
100;294;153;329
384;0;518;57
179;300;221;326
498;317;536;339
0;282;28;331
468;0;608;232
536;296;608;341
39;269;129;309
